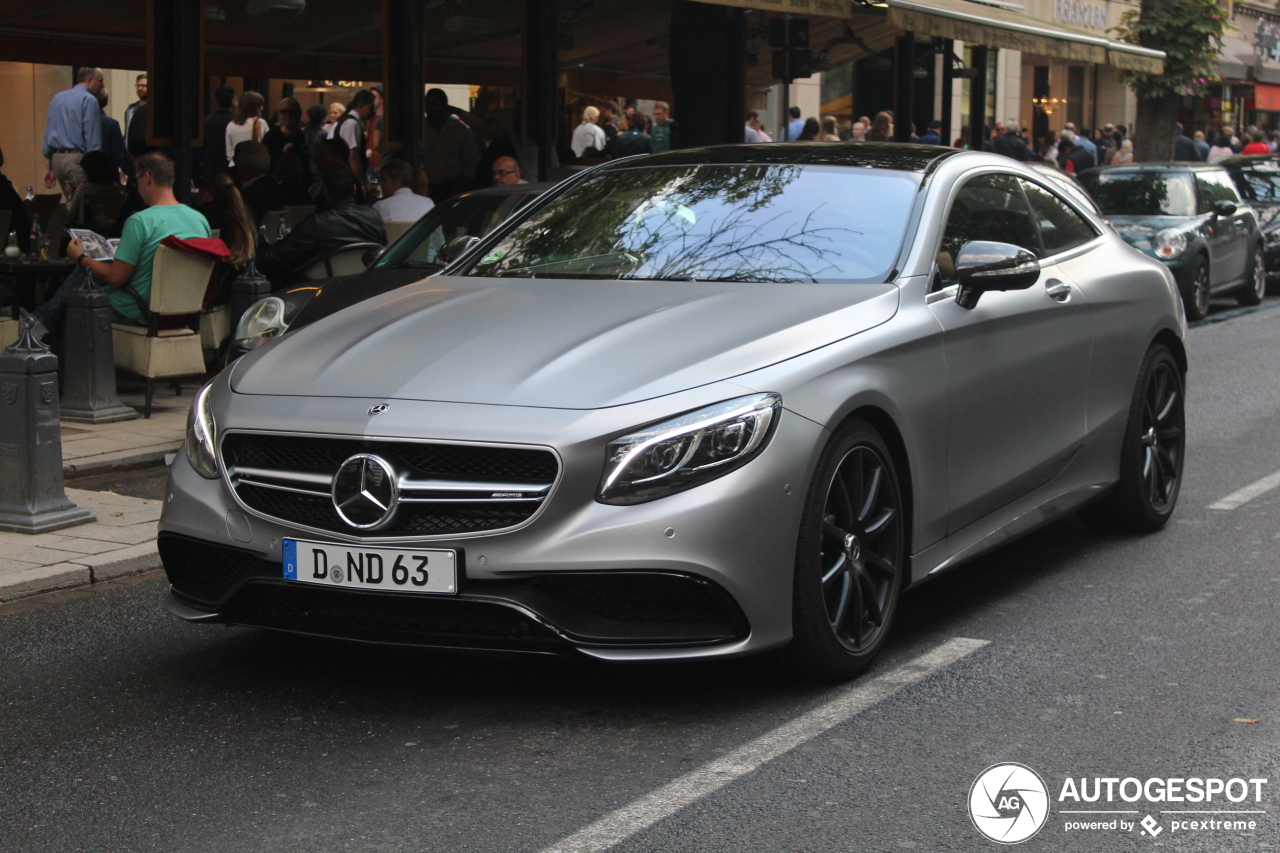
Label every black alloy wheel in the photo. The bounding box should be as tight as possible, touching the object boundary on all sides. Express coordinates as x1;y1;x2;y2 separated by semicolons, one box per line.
1185;255;1210;321
1237;246;1266;306
1080;344;1185;532
788;419;905;680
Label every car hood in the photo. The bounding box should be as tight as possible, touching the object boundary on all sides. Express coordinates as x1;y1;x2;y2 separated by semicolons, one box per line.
231;276;899;409
1104;215;1199;252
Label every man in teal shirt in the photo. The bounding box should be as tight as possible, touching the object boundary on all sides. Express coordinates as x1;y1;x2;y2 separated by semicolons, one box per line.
36;152;209;331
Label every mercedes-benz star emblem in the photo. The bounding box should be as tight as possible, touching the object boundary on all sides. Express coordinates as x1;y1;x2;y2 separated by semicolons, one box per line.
368;403;390;416
331;454;399;529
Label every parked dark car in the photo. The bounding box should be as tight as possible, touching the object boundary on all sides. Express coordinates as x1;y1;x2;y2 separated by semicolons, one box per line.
232;182;550;353
1219;153;1280;287
1078;163;1266;320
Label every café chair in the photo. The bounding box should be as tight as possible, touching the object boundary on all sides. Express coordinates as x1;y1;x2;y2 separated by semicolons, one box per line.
112;244;217;418
383;221;414;245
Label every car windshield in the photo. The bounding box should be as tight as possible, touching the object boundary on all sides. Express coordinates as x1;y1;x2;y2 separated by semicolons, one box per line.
1078;171;1197;217
1226;161;1280;203
466;164;920;283
374;190;538;270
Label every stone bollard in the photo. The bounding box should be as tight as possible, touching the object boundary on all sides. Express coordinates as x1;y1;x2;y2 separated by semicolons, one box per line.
0;317;94;533
60;276;138;423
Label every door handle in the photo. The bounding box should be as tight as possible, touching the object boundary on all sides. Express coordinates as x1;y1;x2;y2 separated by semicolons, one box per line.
1045;279;1071;302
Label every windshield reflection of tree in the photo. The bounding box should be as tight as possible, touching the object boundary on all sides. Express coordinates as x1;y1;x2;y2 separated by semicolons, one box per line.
484;165;863;283
1093;175;1187;215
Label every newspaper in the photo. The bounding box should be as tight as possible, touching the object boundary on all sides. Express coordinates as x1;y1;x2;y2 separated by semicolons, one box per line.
67;229;120;261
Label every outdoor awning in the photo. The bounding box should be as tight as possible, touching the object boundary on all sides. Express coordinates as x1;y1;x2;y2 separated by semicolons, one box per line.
1216;34;1280;85
882;0;1165;74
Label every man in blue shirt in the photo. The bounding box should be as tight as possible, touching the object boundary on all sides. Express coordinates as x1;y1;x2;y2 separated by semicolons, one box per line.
43;66;104;197
919;120;942;145
786;106;804;142
650;101;679;153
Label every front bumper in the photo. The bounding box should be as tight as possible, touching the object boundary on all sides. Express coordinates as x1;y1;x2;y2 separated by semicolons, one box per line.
158;386;824;660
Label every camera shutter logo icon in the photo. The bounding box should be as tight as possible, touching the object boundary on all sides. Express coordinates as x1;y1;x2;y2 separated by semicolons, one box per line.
969;763;1050;844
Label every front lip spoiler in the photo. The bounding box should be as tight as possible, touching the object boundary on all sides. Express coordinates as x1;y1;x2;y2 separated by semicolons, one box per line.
164;592;227;622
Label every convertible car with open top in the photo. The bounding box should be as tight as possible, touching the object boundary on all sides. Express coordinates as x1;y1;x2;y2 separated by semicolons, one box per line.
160;143;1186;679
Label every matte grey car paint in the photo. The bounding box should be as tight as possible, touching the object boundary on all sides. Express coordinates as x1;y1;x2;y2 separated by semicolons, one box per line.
160;150;1186;660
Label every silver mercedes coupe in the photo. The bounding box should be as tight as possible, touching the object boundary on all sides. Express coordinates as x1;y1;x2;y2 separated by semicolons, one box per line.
161;144;1186;679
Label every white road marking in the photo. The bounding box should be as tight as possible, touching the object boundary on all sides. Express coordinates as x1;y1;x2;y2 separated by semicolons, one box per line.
1208;468;1280;510
538;637;989;853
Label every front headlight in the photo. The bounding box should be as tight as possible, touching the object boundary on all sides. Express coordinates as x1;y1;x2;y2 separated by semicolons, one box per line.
1153;228;1188;259
234;290;313;350
598;393;781;505
184;382;219;479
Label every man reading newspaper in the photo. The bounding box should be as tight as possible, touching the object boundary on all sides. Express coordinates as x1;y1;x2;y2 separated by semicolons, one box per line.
31;152;208;336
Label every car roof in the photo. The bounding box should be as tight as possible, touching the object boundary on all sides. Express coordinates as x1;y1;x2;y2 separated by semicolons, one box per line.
596;142;964;173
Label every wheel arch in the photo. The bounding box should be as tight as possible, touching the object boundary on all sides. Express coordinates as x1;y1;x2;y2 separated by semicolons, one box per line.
845;405;914;558
1152;328;1187;377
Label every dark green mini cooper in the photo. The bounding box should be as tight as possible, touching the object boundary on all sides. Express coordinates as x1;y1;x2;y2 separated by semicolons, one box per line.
1079;163;1266;320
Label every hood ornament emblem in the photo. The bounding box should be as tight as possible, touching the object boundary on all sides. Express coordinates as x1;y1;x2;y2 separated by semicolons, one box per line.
368;403;390;416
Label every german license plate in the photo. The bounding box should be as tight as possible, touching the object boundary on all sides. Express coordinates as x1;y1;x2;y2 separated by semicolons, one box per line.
282;539;457;595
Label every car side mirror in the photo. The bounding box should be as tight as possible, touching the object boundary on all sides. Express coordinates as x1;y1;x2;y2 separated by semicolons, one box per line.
954;241;1040;309
438;235;481;265
1213;200;1238;217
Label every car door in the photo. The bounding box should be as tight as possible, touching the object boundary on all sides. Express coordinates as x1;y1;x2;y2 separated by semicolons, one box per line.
928;172;1092;535
1211;169;1256;281
1195;170;1245;284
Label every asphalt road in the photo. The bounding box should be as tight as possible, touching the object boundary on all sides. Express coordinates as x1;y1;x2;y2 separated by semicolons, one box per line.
7;296;1280;852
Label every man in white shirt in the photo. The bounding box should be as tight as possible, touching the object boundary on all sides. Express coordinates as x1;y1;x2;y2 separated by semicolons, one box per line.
333;89;376;191
372;160;434;223
744;110;760;143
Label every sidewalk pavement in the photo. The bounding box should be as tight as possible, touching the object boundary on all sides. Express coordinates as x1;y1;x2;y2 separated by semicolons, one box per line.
60;384;189;476
0;488;162;602
0;382;197;601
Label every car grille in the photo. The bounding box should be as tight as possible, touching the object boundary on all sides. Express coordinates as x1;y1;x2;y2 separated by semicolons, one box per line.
220;432;559;538
223;583;560;648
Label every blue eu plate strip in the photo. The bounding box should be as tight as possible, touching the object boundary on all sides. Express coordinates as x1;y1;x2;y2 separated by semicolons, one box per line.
282;539;297;579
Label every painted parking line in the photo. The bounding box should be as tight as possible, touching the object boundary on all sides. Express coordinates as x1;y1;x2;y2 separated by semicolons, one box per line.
1208;468;1280;510
538;637;990;853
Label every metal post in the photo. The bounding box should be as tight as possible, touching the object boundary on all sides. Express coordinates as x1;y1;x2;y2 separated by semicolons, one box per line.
940;39;954;147
147;0;203;203
894;32;915;142
0;318;94;534
525;0;557;183
60;277;137;423
968;45;988;152
382;0;424;168
781;13;791;141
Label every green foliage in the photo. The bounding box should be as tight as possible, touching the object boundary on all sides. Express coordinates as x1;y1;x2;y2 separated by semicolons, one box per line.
1112;0;1231;99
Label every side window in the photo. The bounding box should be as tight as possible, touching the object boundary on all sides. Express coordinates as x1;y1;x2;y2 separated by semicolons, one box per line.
938;173;1041;282
1195;172;1224;213
1020;179;1098;256
1211;170;1243;203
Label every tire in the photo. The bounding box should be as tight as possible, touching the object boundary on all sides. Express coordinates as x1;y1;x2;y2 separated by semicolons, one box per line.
1079;344;1185;532
1237;245;1266;306
1183;254;1210;321
786;418;906;681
